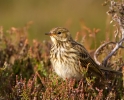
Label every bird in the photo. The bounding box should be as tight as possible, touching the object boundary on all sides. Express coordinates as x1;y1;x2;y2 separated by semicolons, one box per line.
45;27;120;80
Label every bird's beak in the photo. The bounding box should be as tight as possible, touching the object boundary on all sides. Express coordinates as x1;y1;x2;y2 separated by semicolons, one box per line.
45;32;55;36
45;32;51;35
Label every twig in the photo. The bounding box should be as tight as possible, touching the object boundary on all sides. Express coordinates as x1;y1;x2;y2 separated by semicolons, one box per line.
102;38;124;67
94;42;116;66
95;0;124;67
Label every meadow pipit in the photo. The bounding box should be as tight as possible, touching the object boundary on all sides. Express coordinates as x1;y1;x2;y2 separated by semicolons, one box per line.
45;27;111;80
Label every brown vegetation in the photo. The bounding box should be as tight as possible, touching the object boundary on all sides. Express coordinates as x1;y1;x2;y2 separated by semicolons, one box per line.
0;0;124;100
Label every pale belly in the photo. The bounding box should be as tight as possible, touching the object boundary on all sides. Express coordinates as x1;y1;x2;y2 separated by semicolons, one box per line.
51;57;83;80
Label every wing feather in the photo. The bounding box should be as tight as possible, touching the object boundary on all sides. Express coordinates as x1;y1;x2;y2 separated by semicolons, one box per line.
70;41;103;77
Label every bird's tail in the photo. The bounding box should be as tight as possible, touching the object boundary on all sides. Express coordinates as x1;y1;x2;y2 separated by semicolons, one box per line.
99;66;122;74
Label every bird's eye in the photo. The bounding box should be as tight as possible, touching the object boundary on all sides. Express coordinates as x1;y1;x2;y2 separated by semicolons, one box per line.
57;32;61;34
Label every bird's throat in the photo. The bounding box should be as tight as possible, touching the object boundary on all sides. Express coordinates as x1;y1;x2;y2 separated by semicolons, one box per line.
50;36;57;45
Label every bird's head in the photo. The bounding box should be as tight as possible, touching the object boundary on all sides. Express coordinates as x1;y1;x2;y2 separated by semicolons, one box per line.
45;27;72;44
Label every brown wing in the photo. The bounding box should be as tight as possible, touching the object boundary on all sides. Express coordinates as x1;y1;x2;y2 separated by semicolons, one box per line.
71;41;103;78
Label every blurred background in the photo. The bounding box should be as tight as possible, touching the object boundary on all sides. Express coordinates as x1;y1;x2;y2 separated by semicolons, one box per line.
0;0;109;43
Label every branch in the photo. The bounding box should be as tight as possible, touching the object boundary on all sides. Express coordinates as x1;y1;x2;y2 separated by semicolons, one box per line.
102;38;124;67
101;0;124;67
94;42;116;66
